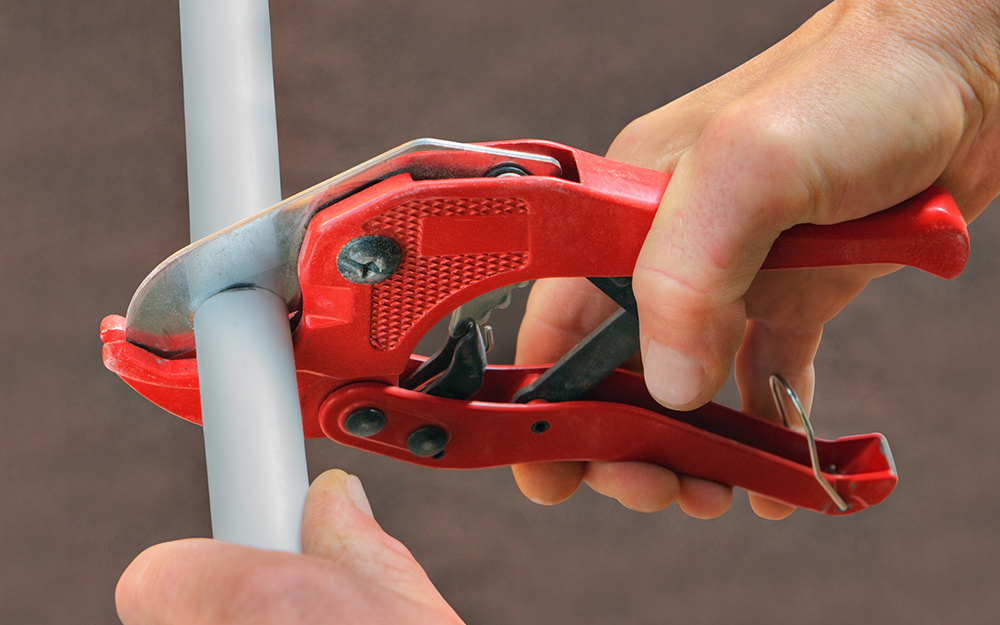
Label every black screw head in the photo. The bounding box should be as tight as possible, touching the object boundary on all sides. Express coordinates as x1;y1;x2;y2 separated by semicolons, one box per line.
344;408;386;437
337;236;402;284
407;426;449;458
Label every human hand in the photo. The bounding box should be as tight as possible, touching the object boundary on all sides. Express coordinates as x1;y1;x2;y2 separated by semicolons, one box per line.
116;470;464;625
513;0;1000;519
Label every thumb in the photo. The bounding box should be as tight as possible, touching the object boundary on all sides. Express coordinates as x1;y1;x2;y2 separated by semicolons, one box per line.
632;112;807;409
302;470;441;607
115;471;462;625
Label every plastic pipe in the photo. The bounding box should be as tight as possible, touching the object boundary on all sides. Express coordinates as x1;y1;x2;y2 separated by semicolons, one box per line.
193;288;309;551
179;0;309;552
180;0;282;239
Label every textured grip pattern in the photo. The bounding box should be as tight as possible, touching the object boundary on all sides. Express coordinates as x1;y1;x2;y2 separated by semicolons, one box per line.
364;197;528;350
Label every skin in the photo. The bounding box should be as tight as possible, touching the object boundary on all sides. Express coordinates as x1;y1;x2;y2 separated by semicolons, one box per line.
513;0;1000;519
117;0;1000;621
116;470;464;625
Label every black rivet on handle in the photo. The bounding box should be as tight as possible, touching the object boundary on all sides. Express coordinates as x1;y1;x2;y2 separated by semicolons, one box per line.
407;426;449;458
344;408;386;437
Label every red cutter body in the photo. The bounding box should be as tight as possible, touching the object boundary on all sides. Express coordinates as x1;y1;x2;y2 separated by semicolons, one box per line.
102;139;970;515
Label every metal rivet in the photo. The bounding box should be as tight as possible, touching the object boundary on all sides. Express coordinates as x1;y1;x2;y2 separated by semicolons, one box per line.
407;426;448;458
531;421;550;434
337;236;402;284
344;408;386;437
486;163;530;178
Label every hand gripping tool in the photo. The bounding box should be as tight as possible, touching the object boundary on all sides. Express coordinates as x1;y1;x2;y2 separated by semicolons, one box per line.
101;138;970;515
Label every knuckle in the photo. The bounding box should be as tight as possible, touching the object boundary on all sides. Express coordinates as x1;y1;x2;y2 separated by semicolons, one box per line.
368;544;431;592
609;114;654;157
607;111;671;169
699;100;831;224
632;260;746;317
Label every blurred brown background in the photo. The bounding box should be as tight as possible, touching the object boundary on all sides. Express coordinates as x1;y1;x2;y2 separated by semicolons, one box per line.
2;1;999;623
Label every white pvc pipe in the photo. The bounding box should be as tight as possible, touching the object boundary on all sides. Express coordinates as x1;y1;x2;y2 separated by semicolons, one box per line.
194;289;309;551
180;0;282;239
180;0;309;552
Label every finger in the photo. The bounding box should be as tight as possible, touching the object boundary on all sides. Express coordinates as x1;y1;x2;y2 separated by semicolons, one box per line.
116;539;457;625
736;320;822;425
739;266;882;419
737;267;882;519
748;495;797;521
632;120;801;411
677;476;734;520
582;464;733;518
582;461;681;513
302;470;447;607
515;278;620;366
117;471;461;625
738;301;824;521
512;279;614;506
740;320;811;520
511;461;585;505
116;539;348;625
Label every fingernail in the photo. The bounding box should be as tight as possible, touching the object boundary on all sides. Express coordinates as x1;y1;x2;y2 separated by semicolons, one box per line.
643;339;705;407
345;474;374;518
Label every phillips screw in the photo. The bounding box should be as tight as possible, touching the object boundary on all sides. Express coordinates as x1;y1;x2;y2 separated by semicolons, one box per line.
337;236;402;284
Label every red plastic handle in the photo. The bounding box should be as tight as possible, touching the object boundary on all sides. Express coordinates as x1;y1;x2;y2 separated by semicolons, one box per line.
763;186;967;279
288;140;968;387
319;364;896;515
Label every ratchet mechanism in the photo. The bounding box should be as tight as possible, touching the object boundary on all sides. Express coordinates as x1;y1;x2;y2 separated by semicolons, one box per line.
101;139;970;515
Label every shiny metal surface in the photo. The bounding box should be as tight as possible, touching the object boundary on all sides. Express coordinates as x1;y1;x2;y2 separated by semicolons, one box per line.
448;282;528;333
124;140;561;358
769;373;851;512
